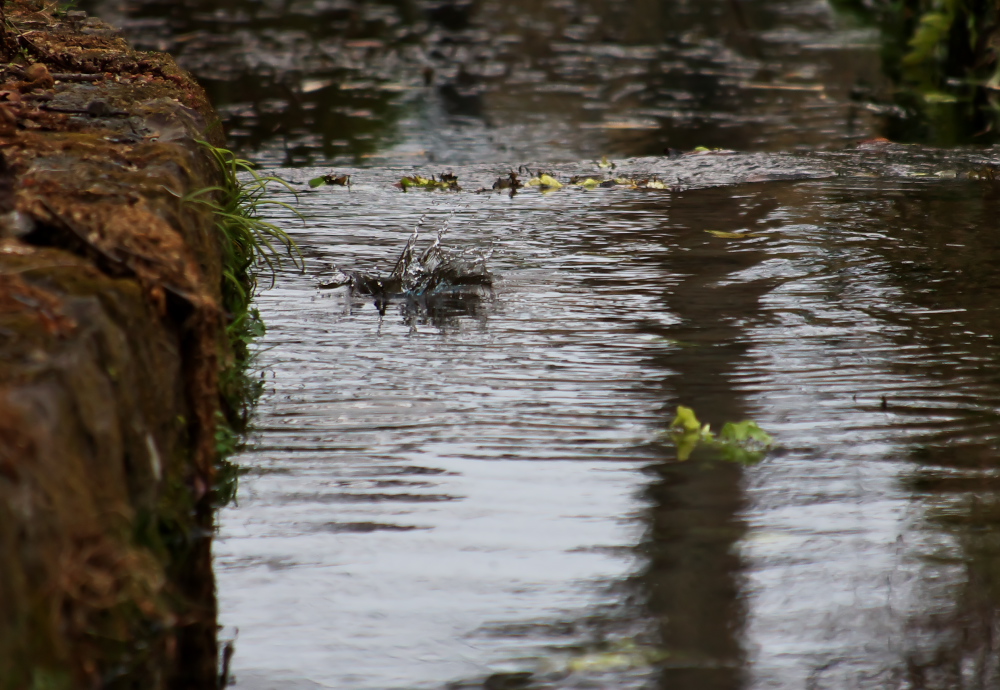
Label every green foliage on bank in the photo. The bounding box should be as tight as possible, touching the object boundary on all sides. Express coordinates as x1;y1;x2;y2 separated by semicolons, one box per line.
833;0;1000;143
194;143;302;503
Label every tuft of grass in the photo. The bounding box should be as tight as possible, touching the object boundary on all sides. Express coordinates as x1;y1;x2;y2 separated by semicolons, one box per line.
189;142;303;504
191;141;303;314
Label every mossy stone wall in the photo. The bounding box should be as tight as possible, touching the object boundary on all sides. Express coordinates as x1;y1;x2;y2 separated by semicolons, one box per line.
0;3;234;687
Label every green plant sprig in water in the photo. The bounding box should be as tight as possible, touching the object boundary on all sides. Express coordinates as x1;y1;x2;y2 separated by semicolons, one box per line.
668;406;774;464
190;141;304;310
185;142;304;504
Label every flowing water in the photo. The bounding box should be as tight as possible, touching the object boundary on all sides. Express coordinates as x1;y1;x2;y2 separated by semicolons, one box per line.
209;154;1000;690
83;0;887;164
80;1;1000;688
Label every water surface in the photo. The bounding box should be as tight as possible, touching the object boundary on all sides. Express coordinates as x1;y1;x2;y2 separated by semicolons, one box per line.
216;158;1000;689
84;0;886;165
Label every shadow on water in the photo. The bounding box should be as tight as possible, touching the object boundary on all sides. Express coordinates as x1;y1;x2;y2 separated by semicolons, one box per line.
732;176;1000;688
815;180;1000;687
637;190;784;689
563;187;789;688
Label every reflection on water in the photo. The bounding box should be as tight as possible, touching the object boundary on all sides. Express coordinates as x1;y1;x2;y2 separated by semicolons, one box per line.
823;182;1000;688
629;190;779;690
206;162;1000;689
82;0;885;166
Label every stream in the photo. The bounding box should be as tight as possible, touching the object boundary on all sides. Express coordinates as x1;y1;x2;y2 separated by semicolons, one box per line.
81;1;1000;688
215;159;1000;690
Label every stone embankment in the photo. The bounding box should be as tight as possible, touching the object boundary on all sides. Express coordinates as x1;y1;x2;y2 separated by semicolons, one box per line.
1;3;236;687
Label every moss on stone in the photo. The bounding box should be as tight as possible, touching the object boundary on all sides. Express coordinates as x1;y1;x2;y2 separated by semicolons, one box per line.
0;1;252;687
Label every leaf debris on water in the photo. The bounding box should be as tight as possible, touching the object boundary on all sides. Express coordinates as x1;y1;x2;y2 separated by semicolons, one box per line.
527;173;563;189
395;173;462;191
705;230;768;238
668;406;774;463
486;171;524;194
308;173;351;188
569;176;603;188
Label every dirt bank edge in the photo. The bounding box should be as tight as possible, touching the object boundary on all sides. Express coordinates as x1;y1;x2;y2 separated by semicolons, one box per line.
1;3;244;688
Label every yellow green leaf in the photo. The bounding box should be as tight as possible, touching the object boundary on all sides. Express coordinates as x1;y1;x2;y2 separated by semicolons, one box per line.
671;406;701;433
705;230;766;239
921;91;958;104
668;406;773;463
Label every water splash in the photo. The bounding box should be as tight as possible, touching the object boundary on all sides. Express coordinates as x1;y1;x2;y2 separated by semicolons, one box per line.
318;218;494;316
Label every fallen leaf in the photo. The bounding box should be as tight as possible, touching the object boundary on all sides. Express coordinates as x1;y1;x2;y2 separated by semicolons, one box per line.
395;174;461;191
705;230;767;239
527;173;563;189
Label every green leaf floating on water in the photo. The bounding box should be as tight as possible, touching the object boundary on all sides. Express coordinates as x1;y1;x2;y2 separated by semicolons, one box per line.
716;420;774;464
669;405;713;461
719;420;773;446
671;405;703;434
668;406;774;463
